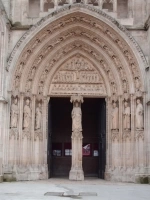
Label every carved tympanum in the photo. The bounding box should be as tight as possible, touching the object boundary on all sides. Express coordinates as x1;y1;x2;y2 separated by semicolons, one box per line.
50;55;106;96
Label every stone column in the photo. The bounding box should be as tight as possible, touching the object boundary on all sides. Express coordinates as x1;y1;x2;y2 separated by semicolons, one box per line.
113;0;117;13
0;97;7;182
98;0;103;9
69;95;84;181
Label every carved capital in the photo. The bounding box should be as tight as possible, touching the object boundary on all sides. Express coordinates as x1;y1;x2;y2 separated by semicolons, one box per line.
70;95;83;104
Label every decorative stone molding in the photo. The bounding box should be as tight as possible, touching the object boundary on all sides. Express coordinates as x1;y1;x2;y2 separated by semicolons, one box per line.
34;131;43;141
111;130;119;142
135;131;144;141
123;131;131;142
9;129;19;140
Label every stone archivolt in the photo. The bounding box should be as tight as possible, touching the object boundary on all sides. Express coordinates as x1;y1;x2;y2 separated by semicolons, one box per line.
11;13;143;96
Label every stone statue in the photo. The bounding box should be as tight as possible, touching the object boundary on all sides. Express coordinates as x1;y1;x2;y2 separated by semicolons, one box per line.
10;98;19;128
135;77;140;91
111;102;119;130
71;101;82;132
136;99;144;130
23;99;31;130
35;103;42;130
123;101;131;130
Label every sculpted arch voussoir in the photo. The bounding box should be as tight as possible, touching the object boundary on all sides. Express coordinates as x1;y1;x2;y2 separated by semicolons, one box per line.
7;4;148;79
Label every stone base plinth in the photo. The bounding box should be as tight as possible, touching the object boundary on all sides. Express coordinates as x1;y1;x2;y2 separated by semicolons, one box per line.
69;169;84;181
0;175;3;182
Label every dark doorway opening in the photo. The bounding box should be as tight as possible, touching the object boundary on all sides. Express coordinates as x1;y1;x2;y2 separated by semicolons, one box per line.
48;97;106;178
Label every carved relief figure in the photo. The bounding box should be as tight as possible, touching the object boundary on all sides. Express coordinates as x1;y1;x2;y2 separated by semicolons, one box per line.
123;101;131;130
136;99;144;130
135;77;141;91
35;103;42;130
10;98;19;128
111;102;119;130
23;99;31;130
72;101;82;132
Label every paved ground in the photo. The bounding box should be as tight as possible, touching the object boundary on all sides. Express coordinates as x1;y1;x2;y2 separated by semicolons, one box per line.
0;178;150;200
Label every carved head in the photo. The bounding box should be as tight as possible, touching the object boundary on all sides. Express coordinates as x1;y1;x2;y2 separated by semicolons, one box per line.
14;98;18;105
26;99;30;105
75;101;79;107
137;99;141;104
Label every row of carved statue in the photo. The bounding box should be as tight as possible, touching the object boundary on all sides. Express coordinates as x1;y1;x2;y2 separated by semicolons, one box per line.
10;98;42;131
111;99;144;131
10;96;144;131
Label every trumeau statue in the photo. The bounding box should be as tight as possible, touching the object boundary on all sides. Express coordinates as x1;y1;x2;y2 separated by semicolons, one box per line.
35;103;42;130
23;99;31;130
71;101;82;132
10;98;19;128
111;102;119;130
136;99;144;130
123;101;131;130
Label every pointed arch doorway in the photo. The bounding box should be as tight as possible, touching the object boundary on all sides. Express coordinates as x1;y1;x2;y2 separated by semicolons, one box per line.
48;97;106;179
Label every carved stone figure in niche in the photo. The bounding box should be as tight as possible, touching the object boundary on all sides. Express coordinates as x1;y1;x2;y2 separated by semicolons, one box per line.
123;101;131;130
136;99;144;130
35;103;42;130
72;101;82;132
30;66;36;79
111;102;119;130
123;80;127;93
26;79;32;92
23;99;31;130
111;82;117;94
135;77;141;91
15;75;20;88
10;98;19;128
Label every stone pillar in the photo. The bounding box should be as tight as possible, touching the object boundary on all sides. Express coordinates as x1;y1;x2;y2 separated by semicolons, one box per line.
0;97;7;182
98;0;103;9
113;0;117;13
69;95;84;181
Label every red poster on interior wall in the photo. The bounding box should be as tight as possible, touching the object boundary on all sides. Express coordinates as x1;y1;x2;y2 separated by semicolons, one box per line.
82;144;91;156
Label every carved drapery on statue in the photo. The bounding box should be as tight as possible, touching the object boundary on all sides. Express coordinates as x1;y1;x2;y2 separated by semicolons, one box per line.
35;102;42;130
111;101;119;130
123;101;131;130
72;102;82;132
69;95;84;181
135;99;144;130
10;97;19;128
23;99;31;130
50;55;106;96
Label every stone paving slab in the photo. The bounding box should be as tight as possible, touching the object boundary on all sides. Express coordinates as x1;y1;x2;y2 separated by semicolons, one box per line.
0;178;150;200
